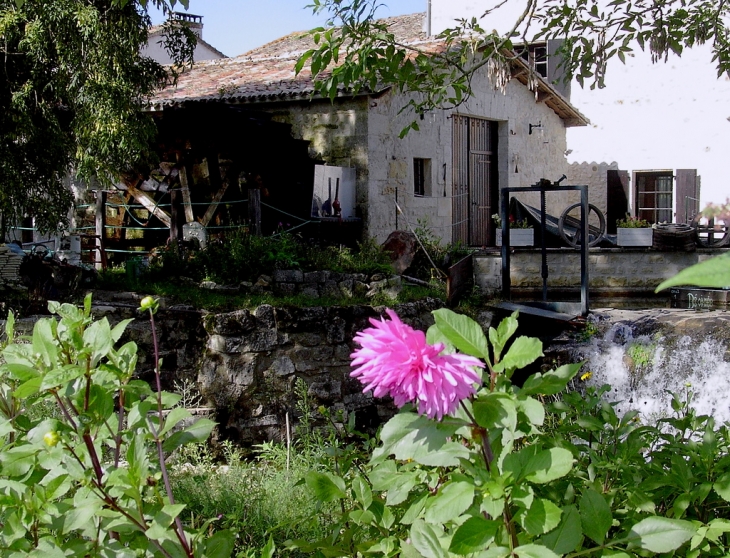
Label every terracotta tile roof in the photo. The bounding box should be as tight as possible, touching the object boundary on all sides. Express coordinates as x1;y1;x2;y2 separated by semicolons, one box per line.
150;13;434;108
149;12;588;126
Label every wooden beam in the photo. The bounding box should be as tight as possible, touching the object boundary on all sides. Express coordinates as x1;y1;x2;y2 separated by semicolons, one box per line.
201;180;229;227
123;181;172;227
178;161;195;223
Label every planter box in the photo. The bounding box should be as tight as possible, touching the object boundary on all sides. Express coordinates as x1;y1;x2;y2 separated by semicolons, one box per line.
617;227;653;247
496;229;533;247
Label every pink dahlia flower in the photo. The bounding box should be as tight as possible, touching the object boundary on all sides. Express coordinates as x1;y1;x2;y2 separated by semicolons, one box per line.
350;309;484;420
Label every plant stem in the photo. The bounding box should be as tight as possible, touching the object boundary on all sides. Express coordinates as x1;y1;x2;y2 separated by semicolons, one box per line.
147;308;193;558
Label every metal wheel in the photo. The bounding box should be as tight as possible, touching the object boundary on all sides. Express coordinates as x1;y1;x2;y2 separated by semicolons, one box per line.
558;203;606;248
691;213;730;247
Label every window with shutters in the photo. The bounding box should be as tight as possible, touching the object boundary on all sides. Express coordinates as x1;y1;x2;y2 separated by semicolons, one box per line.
635;171;673;223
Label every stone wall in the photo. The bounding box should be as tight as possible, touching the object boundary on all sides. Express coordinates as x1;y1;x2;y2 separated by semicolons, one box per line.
2;294;445;448
199;298;444;444
474;248;729;297
270;270;402;300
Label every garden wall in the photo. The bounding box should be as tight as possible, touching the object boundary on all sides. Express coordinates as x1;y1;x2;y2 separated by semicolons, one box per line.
2;295;444;447
474;248;729;297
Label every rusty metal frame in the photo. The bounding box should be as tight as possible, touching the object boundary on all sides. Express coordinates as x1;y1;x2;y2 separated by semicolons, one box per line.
501;181;589;316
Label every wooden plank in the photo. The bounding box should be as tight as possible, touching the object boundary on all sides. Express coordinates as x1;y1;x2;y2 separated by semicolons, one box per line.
248;188;261;236
178;164;195;223
170;188;184;243
446;254;473;307
95;191;107;270
201;180;229;227
124;182;172;227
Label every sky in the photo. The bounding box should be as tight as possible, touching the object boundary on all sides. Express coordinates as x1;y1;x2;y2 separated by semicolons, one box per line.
151;0;427;58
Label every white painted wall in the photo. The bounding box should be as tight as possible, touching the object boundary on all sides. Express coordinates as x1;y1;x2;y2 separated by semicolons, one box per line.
141;31;225;64
429;0;730;207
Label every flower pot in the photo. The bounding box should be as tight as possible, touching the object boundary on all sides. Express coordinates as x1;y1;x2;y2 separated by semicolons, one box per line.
510;229;534;247
617;227;653;247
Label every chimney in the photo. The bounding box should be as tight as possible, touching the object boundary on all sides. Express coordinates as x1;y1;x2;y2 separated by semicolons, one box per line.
169;12;204;39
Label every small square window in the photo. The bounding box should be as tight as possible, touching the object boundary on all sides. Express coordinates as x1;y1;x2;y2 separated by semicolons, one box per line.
414;158;432;197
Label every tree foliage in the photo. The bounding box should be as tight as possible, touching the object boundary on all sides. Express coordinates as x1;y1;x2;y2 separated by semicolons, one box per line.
298;0;730;130
0;0;194;234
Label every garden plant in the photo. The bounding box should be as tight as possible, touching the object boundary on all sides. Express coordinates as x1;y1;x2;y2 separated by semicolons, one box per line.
284;307;730;557
0;295;228;557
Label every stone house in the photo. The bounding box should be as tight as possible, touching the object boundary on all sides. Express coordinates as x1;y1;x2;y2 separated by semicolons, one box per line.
149;12;589;247
141;12;226;64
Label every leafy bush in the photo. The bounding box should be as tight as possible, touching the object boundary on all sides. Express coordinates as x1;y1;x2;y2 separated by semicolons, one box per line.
0;296;226;557
146;230;392;286
287;309;730;557
409;219;471;282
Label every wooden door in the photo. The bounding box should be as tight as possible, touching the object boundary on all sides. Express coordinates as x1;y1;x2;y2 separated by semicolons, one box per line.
452;115;498;246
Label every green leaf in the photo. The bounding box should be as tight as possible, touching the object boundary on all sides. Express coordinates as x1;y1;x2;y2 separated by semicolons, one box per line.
655;253;730;291
474;393;517;432
424;481;474;524
524;448;574;484
520;363;582;396
162;418;216;453
489;312;518;361
202;529;235;558
110;318;133;343
629;516;695;553
83;318;113;366
514;544;560;558
432;308;489;359
579;488;612;544
40;365;85;390
352;475;372;509
32;319;58;368
410;519;447;558
714;472;730;502
520;498;562;536
260;535;275;558
494;336;543;377
159;407;192;437
62;498;102;534
516;396;545;427
304;471;346;502
426;324;456;354
538;505;582;554
449;516;499;554
372;412;468;467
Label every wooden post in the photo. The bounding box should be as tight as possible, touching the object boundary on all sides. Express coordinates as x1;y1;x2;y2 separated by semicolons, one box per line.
170;188;184;244
178;164;195;223
95;190;107;270
248;188;261;236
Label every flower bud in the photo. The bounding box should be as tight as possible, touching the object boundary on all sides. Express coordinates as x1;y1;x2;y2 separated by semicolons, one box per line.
43;431;60;447
139;296;158;313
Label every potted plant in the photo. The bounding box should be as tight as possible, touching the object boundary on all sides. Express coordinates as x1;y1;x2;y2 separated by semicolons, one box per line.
616;215;653;247
493;213;534;247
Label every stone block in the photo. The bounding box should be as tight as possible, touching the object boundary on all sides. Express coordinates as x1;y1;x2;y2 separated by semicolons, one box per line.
276;282;297;296
273;269;303;283
321;280;341;298
354;281;370;297
254;304;276;328
339;279;354;298
271;356;295;376
327;317;347;344
297;333;323;346
299;284;320;298
303;271;327;283
311;346;334;361
308;380;342;401
334;344;353;361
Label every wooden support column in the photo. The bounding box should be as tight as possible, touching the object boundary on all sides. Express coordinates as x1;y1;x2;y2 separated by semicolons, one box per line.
95;191;107;270
178;163;195;223
170;188;184;244
248;189;261;236
200;153;228;228
124;182;172;227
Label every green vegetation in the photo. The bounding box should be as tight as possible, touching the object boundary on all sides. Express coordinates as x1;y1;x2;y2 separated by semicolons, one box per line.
146;230;393;286
0;0;195;234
